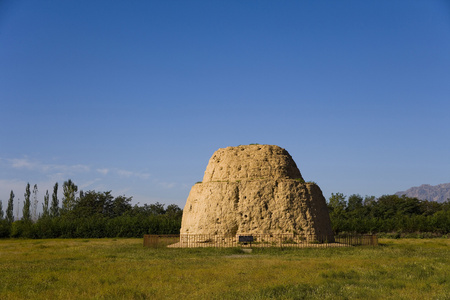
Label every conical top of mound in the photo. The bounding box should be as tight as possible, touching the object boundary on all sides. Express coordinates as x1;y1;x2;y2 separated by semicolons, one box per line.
202;144;303;182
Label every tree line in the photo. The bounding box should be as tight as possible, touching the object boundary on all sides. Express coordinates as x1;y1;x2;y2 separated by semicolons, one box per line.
328;193;450;236
0;180;182;238
2;181;449;239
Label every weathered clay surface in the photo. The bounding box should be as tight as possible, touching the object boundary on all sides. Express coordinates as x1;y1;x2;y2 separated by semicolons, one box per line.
202;144;302;182
181;145;333;240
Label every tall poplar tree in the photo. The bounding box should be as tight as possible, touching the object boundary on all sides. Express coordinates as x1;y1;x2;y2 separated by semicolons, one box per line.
23;183;31;222
62;179;78;213
42;190;50;218
50;182;59;217
16;198;20;221
6;190;14;223
0;199;3;219
32;184;38;221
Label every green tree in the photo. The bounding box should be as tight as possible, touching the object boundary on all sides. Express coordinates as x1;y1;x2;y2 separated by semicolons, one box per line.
62;179;78;213
23;183;31;222
0;199;8;237
147;202;166;215
347;194;363;212
328;192;346;213
419;200;442;216
32;184;38;221
363;195;376;206
42;190;50;218
328;193;348;234
111;195;132;217
72;190;114;218
50;182;59;217
6;190;14;223
166;204;183;218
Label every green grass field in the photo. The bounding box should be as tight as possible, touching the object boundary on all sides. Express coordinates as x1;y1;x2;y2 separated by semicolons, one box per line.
0;238;449;299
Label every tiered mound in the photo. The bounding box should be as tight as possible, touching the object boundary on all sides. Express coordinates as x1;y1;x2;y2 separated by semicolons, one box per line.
181;145;333;240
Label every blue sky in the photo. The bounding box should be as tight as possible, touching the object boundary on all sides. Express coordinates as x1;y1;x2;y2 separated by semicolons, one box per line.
1;1;449;212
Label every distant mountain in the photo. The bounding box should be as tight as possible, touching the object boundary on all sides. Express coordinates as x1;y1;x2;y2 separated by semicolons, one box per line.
395;183;450;203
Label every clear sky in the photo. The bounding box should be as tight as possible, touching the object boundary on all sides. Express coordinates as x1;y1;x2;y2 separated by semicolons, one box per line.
1;1;449;212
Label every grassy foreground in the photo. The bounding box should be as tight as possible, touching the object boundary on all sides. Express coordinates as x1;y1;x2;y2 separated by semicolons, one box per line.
0;238;449;299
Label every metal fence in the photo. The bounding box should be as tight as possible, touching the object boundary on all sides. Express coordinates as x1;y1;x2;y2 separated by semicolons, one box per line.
143;233;378;248
334;233;378;246
143;234;180;248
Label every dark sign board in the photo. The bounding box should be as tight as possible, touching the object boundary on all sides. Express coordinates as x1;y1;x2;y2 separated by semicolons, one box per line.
239;235;254;243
